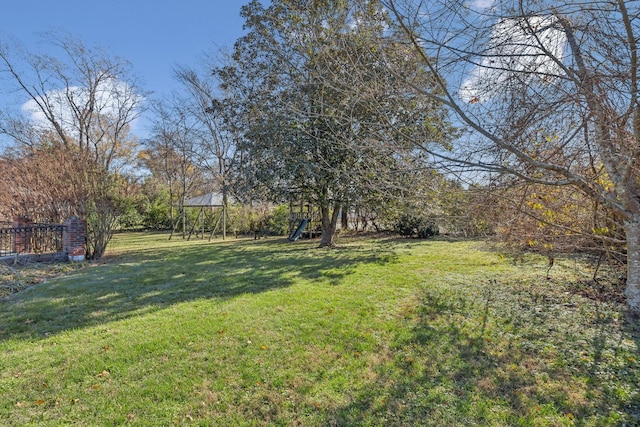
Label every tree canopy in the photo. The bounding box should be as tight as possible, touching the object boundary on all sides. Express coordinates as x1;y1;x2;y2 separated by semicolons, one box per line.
219;0;454;246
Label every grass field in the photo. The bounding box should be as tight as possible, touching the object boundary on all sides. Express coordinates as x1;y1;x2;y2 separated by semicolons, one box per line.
0;232;638;426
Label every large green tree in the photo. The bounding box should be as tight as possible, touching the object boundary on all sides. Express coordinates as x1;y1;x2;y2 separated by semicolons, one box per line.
220;0;452;247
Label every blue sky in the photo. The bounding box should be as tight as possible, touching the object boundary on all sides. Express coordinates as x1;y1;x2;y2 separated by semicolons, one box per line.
0;0;248;99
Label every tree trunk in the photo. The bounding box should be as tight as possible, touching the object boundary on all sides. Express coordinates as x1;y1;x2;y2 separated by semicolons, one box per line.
625;218;640;315
341;206;349;231
222;190;228;241
319;202;341;248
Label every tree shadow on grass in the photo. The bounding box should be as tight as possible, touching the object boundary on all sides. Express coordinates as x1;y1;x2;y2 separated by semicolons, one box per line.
0;237;397;342
321;281;640;426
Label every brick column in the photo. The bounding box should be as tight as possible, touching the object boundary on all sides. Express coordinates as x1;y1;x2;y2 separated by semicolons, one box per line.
63;217;86;262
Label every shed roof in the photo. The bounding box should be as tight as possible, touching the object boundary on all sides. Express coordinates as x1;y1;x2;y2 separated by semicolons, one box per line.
184;192;225;207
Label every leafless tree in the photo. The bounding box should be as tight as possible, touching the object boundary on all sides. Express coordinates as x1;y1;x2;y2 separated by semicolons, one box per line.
382;0;640;314
173;64;240;212
143;99;209;233
0;31;146;258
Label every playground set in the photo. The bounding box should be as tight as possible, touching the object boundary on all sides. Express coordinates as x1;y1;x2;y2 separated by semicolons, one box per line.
287;200;321;241
171;192;322;242
170;192;230;241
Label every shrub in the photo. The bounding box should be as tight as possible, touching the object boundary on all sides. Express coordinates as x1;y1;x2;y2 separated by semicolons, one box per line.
395;213;439;238
265;204;289;236
417;221;440;238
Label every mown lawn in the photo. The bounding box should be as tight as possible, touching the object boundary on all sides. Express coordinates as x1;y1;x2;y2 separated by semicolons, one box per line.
0;232;638;426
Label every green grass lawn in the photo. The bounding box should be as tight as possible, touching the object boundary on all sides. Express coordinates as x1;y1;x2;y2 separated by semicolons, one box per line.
0;232;638;426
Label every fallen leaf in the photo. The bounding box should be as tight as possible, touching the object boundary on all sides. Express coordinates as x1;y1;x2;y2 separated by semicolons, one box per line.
97;370;110;378
92;385;100;390
34;400;45;405
260;345;267;350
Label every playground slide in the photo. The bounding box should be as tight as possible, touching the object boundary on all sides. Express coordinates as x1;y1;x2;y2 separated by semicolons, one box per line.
288;219;309;241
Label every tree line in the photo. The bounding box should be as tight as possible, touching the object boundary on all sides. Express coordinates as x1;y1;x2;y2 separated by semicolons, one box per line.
1;0;639;315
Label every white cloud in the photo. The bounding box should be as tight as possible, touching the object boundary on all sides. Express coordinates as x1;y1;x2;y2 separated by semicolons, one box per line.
471;0;496;9
459;15;566;102
21;77;142;135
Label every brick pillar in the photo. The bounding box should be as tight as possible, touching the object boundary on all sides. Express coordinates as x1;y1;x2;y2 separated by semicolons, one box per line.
12;216;31;254
63;217;86;262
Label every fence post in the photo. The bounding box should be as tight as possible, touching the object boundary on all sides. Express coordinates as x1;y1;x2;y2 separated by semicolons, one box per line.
63;217;86;262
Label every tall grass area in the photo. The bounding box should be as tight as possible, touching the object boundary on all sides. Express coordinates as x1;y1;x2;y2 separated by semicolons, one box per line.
1;232;638;426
